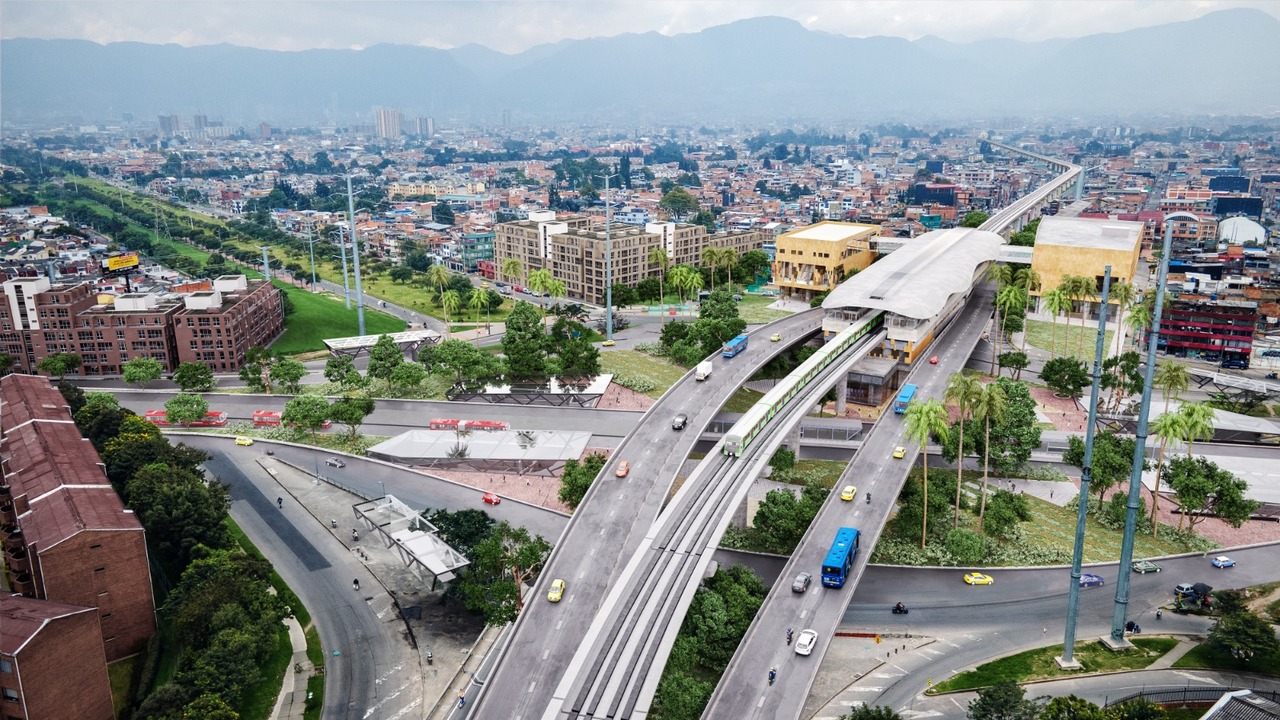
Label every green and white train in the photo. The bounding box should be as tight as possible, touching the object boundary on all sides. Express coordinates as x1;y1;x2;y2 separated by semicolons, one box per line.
722;312;885;457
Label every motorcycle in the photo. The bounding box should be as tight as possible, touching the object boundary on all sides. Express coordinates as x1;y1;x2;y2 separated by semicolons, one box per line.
892;603;909;615
1267;372;1278;380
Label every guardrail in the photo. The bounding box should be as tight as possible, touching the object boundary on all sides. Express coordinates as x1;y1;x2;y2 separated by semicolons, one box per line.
1105;686;1280;708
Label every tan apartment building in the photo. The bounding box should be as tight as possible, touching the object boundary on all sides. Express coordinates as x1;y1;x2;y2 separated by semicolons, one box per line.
173;275;285;373
772;221;880;303
494;211;764;304
1;595;115;720
1030;216;1144;319
1;374;156;662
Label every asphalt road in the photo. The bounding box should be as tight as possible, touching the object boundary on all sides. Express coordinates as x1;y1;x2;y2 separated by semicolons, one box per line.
188;437;424;720
472;310;827;718
704;285;996;719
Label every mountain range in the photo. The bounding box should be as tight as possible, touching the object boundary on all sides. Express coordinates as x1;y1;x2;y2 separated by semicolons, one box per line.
3;9;1278;126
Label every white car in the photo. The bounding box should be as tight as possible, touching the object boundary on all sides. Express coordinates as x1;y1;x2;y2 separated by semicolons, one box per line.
794;629;818;656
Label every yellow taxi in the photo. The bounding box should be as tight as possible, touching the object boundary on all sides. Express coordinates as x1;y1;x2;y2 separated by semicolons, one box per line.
235;436;254;446
839;485;857;502
892;446;906;459
547;578;566;603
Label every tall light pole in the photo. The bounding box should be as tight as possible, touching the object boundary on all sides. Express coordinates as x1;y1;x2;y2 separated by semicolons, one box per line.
1059;266;1111;668
333;226;351;309
346;174;367;336
597;173;618;342
1109;218;1175;646
306;224;317;289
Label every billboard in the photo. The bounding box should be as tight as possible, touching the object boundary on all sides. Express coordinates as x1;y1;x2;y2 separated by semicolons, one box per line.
105;252;140;272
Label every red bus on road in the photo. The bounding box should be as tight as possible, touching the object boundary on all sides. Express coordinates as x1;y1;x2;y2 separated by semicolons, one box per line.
144;409;229;427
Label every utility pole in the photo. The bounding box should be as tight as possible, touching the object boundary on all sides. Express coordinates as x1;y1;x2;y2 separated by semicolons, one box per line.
334;226;351;309
1109;219;1175;646
259;246;272;280
1058;266;1111;668
307;225;317;289
597;173;618;343
346;174;367;335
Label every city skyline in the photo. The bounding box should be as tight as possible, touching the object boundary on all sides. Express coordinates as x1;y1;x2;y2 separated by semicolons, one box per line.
3;0;1278;53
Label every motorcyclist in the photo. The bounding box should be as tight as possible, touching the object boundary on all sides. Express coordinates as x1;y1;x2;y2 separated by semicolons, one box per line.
866;492;871;504
786;628;793;645
894;602;905;613
768;667;777;685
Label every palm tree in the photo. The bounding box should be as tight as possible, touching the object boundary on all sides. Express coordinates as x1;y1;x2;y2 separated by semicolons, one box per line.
1176;402;1217;533
1070;277;1097;359
721;247;739;292
1042;288;1072;357
441;289;461;338
1126;302;1152;353
649;246;671;324
970;381;1007;530
1148;411;1187;537
671;264;704;316
1013;267;1041;353
426;264;450;302
547;278;567;316
468;286;488;326
668;265;694;314
987;264;1015;375
527;268;553;314
500;257;524;287
904;398;951;549
945;373;982;529
1154;359;1189;413
1109;280;1136;353
995;286;1025;375
701;246;722;291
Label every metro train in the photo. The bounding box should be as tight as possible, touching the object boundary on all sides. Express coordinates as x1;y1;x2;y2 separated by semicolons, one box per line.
722;311;885;457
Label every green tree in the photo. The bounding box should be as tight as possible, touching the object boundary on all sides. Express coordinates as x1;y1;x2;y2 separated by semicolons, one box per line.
238;346;275;393
736;249;770;284
970;381;1007;528
421;338;504;385
389;266;414;283
1063;431;1138;506
180;694;239;720
426;264;451;302
1107;699;1168;720
960;211;990;228
366;334;404;381
1108;280;1137;353
1101;351;1143;413
500;257;524;287
421;508;495;557
165;393;210;427
1153;359;1189;413
1042;357;1089;400
983;379;1041;477
692;208;716;234
658;186;699;220
173;361;216;392
1041;287;1072;358
433;200;455;225
269;358;308;394
57;379;86;415
1178;402;1216;458
125;463;232;571
328;396;376;439
527;268;553;314
36;352;82;380
502;302;549;379
440;289;462;334
389;361;427;392
0;353;13;376
281;395;330;436
904;398;950;548
1038;695;1107;720
1148;411;1187;535
468;286;490;326
558;453;608;510
1164;456;1258;532
966;680;1039;720
945;373;981;528
1208;610;1280;664
456;521;552;624
997;351;1029;379
840;706;903;720
649;246;672;324
752;482;828;554
123;356;165;388
324;355;364;389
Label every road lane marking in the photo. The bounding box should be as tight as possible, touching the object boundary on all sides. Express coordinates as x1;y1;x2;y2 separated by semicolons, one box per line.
1173;671;1221;684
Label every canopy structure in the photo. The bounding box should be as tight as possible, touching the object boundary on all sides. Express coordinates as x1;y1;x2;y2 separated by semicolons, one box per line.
323;329;441;360
368;429;593;476
352;494;469;589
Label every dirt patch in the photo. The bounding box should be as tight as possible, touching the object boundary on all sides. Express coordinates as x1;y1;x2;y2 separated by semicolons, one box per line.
598;381;657;411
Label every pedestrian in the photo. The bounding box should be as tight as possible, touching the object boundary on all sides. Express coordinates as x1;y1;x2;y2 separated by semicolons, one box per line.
353;578;360;591
351;529;359;542
1050;490;1054;499
277;496;283;509
1042;627;1047;635
1156;608;1163;620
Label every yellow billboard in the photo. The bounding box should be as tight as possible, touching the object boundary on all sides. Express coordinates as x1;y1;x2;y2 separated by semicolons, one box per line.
106;252;140;271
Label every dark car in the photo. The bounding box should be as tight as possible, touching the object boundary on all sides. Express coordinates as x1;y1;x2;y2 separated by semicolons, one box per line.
325;458;346;468
672;413;688;431
1079;573;1104;587
791;572;812;593
1220;359;1249;370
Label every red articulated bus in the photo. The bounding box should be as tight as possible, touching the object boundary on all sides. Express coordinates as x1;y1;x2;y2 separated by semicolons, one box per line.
144;409;229;427
254;409;332;429
428;418;510;432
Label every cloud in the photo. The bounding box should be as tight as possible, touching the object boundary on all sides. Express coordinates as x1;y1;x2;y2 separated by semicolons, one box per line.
2;0;1276;52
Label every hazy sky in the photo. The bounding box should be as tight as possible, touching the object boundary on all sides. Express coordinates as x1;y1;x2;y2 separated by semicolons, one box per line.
3;0;1277;53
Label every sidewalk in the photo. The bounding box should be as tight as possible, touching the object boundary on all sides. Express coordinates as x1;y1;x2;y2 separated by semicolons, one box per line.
1147;636;1199;670
271;616;312;720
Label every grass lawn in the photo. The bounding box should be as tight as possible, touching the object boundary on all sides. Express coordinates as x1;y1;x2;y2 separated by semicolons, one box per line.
1172;641;1280;676
238;625;294;720
1017;493;1200;563
737;294;792;324
723;387;765;413
793;458;852;488
108;656;140;717
599;350;690;397
931;637;1177;693
272;281;406;354
304;674;325;720
1024;319;1114;362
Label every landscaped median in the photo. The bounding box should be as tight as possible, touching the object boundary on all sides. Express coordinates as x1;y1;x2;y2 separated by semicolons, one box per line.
928;637;1179;694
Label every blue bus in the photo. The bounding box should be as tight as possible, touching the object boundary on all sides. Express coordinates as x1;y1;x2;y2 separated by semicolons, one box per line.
821;527;860;588
722;334;749;358
893;384;918;414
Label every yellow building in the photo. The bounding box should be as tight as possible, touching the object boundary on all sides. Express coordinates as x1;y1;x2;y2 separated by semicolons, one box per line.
1030;216;1143;317
772;221;880;303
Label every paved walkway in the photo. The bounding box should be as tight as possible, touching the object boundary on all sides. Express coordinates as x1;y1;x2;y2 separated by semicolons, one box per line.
271;616;312;720
1147;636;1199;670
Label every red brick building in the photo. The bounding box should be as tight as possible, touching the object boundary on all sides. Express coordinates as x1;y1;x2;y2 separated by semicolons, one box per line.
0;595;115;720
0;273;283;376
0;374;156;662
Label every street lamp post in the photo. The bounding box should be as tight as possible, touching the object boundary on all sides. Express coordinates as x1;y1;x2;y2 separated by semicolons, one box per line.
597;173;618;342
346;174;367;336
306;225;317;289
333;226;351;309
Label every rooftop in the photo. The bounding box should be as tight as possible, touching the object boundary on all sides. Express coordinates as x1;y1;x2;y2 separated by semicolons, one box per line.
1035;216;1144;252
781;221;879;243
0;594;99;655
822;227;1003;320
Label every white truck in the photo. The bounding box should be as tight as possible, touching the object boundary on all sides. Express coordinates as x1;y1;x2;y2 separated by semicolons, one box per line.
695;361;713;381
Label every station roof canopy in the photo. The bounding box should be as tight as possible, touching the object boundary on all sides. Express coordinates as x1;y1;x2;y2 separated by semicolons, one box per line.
323;328;440;351
822;227;1003;320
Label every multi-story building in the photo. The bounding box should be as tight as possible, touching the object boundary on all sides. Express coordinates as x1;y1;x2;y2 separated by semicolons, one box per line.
454;231;495;272
0;274;282;376
0;374;156;662
1159;296;1258;365
494;211;764;304
771;221;880;303
373;108;402;139
0;595;115;720
173;275;285;373
1030;216;1144;319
